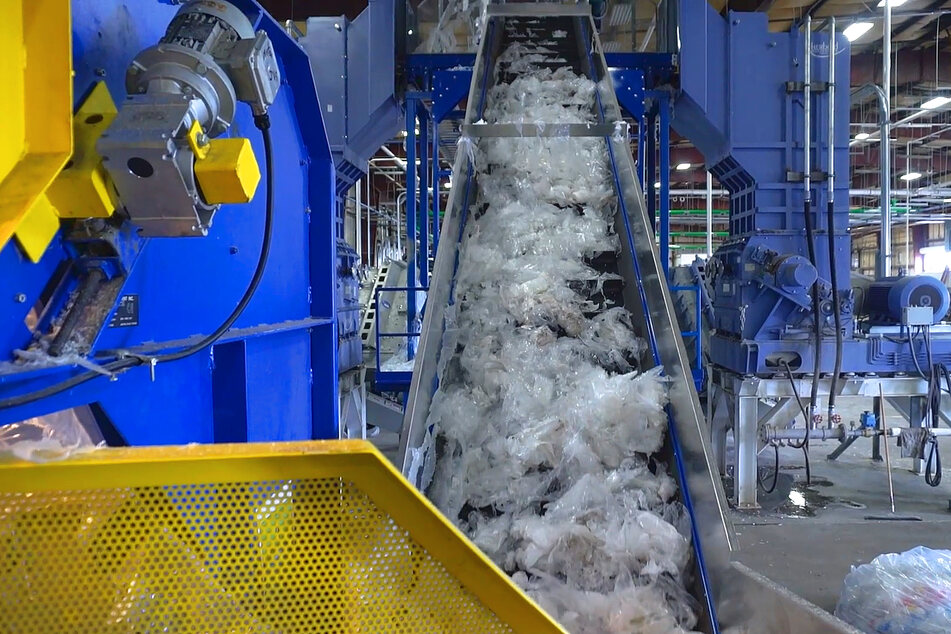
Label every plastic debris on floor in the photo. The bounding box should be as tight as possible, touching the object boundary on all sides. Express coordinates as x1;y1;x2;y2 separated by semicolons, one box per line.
421;29;700;634
835;546;951;634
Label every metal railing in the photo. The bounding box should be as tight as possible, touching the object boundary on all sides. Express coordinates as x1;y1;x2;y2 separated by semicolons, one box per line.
374;285;428;391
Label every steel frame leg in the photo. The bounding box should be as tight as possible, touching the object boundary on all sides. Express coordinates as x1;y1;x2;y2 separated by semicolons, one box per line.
734;395;760;510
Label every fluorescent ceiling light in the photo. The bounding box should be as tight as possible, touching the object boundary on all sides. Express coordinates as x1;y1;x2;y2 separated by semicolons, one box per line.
877;0;908;7
921;96;951;110
675;162;691;171
944;198;951;203
900;172;922;181
843;22;873;42
855;132;871;140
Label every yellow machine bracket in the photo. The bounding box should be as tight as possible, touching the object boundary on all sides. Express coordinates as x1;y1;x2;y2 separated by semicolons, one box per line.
188;120;262;204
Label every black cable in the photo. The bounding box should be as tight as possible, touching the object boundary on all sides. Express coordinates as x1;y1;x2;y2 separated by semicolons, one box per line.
925;436;942;487
781;360;813;485
0;114;275;410
920;326;945;487
758;442;781;494
826;199;844;426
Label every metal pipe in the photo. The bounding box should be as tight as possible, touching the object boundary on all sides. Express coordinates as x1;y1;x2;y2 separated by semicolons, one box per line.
706;171;713;257
906;142;912;270
803;18;815;202
764;426;951;441
367;176;372;266
380;145;407;171
884;0;893;276
396;191;406;253
355;179;362;262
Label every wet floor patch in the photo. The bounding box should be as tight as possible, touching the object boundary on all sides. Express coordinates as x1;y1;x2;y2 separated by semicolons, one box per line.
726;473;866;517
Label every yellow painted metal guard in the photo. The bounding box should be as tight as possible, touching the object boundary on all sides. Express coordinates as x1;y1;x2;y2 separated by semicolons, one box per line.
1;0;72;258
0;440;565;633
48;82;119;221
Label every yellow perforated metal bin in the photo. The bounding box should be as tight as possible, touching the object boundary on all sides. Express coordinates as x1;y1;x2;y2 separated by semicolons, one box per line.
0;440;564;633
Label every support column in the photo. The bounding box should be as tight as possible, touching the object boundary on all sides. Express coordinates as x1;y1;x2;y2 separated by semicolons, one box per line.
419;108;430;287
734;395;760;510
659;95;670;274
646;109;656;230
432;118;441;255
405;98;418;356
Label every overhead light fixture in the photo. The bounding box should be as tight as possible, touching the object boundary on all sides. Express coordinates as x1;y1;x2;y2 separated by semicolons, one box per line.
877;0;908;7
654;181;661;189
921;96;951;110
843;22;874;42
854;132;871;140
675;162;691;171
407;29;414;35
944;198;951;203
443;180;452;189
900;172;922;182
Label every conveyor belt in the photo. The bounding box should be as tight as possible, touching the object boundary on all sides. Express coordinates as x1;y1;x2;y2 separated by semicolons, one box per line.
398;5;730;631
397;5;854;633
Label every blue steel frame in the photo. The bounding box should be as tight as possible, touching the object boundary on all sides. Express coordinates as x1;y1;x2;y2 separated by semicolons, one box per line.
0;0;340;443
373;55;474;389
392;52;703;385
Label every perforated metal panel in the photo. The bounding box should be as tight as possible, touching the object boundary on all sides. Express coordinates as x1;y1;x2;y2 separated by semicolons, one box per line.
0;441;564;634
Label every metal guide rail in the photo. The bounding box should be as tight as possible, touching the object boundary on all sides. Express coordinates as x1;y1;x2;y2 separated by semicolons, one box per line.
396;4;856;632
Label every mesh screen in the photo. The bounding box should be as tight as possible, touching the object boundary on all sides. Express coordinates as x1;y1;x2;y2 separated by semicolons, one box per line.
0;477;514;633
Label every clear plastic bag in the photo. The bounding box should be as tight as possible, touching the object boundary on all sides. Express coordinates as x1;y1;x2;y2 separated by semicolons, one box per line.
835;546;951;633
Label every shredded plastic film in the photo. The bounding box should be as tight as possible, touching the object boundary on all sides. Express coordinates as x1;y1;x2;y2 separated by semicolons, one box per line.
835;546;951;633
422;30;699;634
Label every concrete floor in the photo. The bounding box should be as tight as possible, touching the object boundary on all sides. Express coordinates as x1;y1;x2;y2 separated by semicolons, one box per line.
727;408;951;615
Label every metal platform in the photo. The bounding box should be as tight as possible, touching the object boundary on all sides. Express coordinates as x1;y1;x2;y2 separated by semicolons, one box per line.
709;366;948;510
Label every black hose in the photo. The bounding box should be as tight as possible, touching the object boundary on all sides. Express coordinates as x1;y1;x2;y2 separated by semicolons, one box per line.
0;114;275;410
826;200;844;425
802;199;822;430
758;442;781;494
782;360;813;485
925;437;942;487
920;327;946;487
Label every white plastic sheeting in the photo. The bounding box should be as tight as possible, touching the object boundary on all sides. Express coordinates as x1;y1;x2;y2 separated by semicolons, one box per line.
423;39;699;633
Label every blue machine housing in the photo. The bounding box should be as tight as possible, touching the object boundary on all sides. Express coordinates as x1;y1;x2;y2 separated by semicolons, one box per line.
300;0;403;211
670;2;951;374
0;0;342;443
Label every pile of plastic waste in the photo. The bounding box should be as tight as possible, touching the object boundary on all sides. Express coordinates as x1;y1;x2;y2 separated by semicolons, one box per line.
836;546;951;633
422;32;700;634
